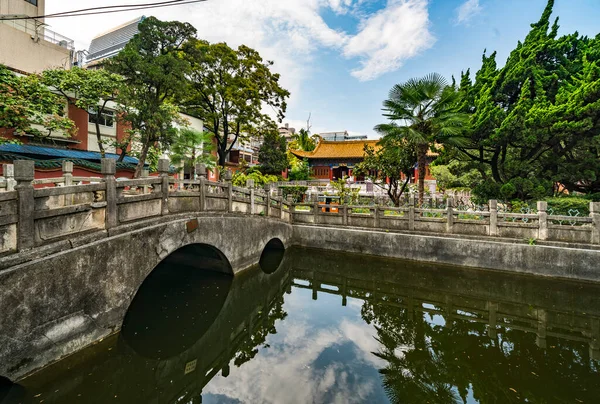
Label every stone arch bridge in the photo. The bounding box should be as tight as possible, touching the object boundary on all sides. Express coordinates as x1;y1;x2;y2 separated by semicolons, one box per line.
0;159;294;379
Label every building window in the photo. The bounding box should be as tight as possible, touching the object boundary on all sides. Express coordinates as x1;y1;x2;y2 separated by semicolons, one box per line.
88;109;114;127
24;0;38;5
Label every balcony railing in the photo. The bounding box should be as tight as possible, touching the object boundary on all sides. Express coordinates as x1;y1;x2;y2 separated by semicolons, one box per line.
1;18;74;50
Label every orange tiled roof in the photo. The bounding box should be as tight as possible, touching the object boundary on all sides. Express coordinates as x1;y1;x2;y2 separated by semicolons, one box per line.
291;139;380;159
291;139;439;159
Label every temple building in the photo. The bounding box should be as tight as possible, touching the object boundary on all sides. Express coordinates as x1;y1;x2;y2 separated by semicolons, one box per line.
291;138;436;182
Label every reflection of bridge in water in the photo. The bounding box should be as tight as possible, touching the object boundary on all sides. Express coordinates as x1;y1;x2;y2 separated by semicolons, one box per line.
6;247;600;404
289;248;600;361
9;263;293;404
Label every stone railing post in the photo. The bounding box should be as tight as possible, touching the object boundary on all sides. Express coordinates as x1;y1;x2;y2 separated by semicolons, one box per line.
373;206;380;228
250;188;255;215
446;197;454;233
265;187;271;217
591;202;600;244
342;205;348;226
102;158;117;230
141;169;150;193
197;163;207;212
289;200;295;224
158;159;170;216
408;194;415;231
489;200;498;236
537;201;548;241
227;183;233;213
223;169;233;213
15;160;35;251
313;202;319;224
62;161;73;186
3;164;15;191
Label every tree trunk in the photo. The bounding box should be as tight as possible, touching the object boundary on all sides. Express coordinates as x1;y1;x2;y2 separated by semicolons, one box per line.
218;146;227;167
134;141;151;178
95;120;106;158
117;148;127;163
417;144;428;205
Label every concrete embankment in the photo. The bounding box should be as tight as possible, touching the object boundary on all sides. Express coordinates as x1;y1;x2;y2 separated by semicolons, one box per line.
293;224;600;282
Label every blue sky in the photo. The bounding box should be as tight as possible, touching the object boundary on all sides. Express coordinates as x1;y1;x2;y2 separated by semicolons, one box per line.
48;0;600;138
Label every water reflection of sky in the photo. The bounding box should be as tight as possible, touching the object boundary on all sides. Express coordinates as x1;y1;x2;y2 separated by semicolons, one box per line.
203;286;390;404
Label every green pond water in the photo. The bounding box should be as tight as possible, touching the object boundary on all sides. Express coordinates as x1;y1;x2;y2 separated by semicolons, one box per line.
2;247;600;403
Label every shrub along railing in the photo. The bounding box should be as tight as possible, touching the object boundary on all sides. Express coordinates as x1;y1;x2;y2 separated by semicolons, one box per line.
0;158;598;257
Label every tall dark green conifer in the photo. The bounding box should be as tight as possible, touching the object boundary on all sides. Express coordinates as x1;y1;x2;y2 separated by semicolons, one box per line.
457;0;600;200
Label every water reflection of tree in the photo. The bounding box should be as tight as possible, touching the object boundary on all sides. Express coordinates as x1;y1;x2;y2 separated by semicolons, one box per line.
233;296;287;367
361;296;600;404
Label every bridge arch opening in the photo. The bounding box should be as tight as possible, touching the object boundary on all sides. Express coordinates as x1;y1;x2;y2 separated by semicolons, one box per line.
0;376;26;403
121;243;234;360
259;238;286;274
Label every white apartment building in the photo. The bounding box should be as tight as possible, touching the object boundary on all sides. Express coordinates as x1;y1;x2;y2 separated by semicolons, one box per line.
0;0;74;73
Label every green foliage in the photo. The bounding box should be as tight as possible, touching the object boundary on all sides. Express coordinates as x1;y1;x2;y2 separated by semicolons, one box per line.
42;67;123;157
107;17;196;177
182;39;290;167
278;186;307;202
355;138;417;207
232;170;278;187
429;160;481;193
258;127;288;175
375;72;469;203
330;177;360;205
546;196;590;215
584;193;600;202
457;0;600;200
289;158;311;181
170;128;216;176
0;64;76;139
291;128;316;152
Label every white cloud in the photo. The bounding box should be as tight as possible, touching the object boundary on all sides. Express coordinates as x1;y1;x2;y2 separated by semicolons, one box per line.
343;0;435;81
456;0;482;25
47;0;434;86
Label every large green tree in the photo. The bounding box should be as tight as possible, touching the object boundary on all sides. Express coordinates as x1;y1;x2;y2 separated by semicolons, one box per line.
355;138;417;207
107;17;196;177
375;73;468;204
0;65;75;141
183;40;290;167
258;127;288;175
42;67;123;157
456;0;600;199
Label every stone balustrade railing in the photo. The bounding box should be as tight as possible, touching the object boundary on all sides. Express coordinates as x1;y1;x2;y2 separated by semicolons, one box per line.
0;158;598;257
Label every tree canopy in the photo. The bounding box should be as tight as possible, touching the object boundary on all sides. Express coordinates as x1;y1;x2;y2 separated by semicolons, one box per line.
0;65;75;141
183;39;290;167
375;73;468;204
258;126;288;175
355;139;417;207
107;16;196;177
455;0;600;200
42;67;123;157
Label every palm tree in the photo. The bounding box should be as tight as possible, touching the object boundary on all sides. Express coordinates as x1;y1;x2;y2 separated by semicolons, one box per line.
375;73;468;204
170;128;216;179
292;128;316;152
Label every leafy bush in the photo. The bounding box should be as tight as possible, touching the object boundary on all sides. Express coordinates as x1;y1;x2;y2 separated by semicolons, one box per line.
289;159;311;181
583;193;600;202
279;185;308;202
232;171;279;187
546;197;590;215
